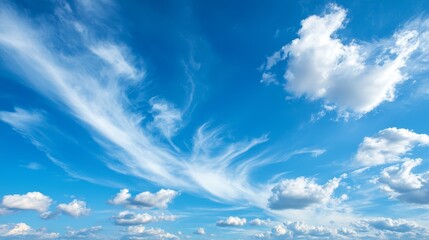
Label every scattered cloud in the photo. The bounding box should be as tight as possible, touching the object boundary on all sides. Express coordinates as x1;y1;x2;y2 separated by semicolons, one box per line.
149;97;183;141
109;189;132;205
355;128;429;166
216;216;247;227
127;225;146;235
57;199;90;217
0;108;44;132
125;226;179;239
90;43;143;80
193;227;206;235
250;218;272;226
0;222;59;239
109;189;179;209
261;4;429;118
354;217;425;233
268;175;346;210
376;158;429;204
113;210;176;226
64;226;103;239
1;192;52;214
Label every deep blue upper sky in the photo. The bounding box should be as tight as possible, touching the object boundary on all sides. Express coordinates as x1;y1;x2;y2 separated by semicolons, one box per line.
1;0;429;239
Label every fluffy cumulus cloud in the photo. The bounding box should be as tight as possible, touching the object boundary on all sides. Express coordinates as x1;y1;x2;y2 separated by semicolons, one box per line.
355;128;429;166
253;221;356;239
250;218;272;226
216;216;247;227
355;218;423;233
353;217;429;238
0;222;59;239
57;199;90;217
376;158;429;204
1;192;52;213
109;189;179;209
261;4;429;117
193;227;206;235
109;189;131;205
267;175;345;210
113;211;176;226
133;189;178;209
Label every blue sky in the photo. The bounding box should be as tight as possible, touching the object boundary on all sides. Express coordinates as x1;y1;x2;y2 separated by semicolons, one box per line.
1;0;429;239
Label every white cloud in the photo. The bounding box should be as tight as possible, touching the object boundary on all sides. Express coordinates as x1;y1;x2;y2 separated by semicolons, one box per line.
109;188;131;205
127;225;146;235
216;216;247;227
133;189;178;209
250;218;272;226
193;227;206;235
149;98;183;141
57;199;90;217
0;108;44;132
109;189;179;209
271;224;289;238
1;192;52;213
284;221;336;238
3;223;32;237
0;222;59;239
376;158;429;204
90;43;143;80
65;226;102;239
126;227;179;239
253;221;359;239
114;210;176;226
261;4;428;117
268;175;345;210
354;217;425;233
0;1;339;212
355;128;429;166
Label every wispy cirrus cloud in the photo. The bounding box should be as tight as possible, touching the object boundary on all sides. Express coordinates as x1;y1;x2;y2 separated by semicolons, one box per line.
0;1;340;215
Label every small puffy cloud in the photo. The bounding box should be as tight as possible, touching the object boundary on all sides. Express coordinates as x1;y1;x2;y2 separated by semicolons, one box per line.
193;227;206;235
65;226;102;239
355;128;429;166
57;199;90;217
133;189;178;209
1;192;52;213
268;175;345;210
376;158;429;204
216;216;247;227
0;222;59;239
114;210;176;226
254;221;342;239
109;188;131;205
126;227;179;239
250;218;272;226
3;223;32;237
127;225;146;235
109;189;179;209
284;221;336;238
261;4;425;117
271;224;289;237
